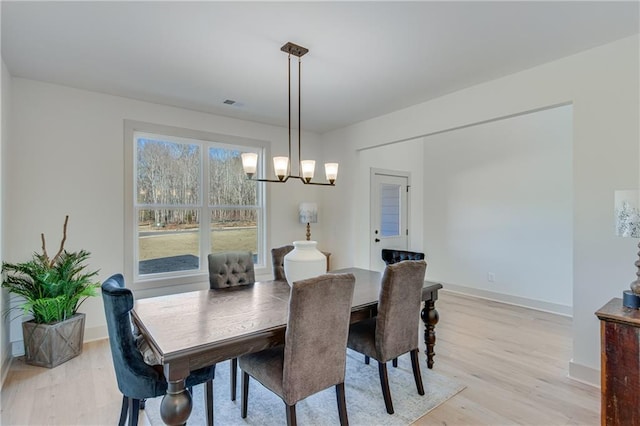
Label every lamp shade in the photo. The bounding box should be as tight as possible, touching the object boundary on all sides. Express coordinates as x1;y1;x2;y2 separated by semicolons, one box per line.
241;152;258;177
325;163;339;184
615;190;640;237
299;202;318;224
273;156;289;181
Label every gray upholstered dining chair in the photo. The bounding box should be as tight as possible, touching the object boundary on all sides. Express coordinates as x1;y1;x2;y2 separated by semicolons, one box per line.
239;273;356;426
347;260;427;415
208;251;255;289
271;244;294;281
378;248;426;367
208;250;255;401
101;273;215;426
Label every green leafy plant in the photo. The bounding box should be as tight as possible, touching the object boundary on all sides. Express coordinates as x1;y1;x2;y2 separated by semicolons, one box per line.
1;216;100;324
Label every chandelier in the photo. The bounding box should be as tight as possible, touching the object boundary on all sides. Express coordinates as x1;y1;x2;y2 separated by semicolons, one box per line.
241;42;338;186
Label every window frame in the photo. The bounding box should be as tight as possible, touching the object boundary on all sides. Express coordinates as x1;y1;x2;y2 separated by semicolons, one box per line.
124;120;269;291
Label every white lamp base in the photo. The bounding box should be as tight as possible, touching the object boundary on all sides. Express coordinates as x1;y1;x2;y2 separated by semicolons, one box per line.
283;240;326;286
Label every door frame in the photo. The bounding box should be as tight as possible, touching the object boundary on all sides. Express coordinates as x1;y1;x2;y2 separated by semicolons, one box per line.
369;167;411;270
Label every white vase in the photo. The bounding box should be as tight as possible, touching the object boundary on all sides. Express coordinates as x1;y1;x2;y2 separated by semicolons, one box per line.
283;240;326;286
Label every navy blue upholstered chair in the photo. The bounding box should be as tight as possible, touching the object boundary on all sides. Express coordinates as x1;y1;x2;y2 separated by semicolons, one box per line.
101;274;215;426
381;249;425;265
208;251;255;401
347;260;427;415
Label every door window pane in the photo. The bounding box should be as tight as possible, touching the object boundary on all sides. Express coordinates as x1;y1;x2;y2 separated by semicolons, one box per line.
380;183;400;237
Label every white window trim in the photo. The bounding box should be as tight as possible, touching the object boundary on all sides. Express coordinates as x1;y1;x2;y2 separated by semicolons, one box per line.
124;120;270;292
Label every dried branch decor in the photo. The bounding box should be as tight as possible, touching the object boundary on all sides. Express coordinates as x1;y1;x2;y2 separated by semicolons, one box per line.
2;215;100;324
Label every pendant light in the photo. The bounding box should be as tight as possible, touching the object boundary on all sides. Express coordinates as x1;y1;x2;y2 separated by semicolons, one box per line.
241;42;338;186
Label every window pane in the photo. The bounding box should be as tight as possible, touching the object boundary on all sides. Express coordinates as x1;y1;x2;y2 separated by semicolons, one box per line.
209;148;257;206
380;183;400;237
137;138;200;205
211;209;258;260
138;209;200;275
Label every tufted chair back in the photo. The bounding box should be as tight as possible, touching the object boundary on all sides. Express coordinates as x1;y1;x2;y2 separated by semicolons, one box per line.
271;245;294;281
381;249;425;265
208;251;255;289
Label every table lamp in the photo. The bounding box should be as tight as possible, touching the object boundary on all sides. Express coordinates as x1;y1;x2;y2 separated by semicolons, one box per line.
615;190;640;308
298;202;318;241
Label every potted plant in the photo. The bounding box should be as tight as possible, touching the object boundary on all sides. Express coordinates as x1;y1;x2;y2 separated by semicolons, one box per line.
2;215;100;368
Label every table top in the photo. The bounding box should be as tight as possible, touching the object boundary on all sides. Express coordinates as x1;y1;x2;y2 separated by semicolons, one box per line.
596;297;640;327
132;267;442;366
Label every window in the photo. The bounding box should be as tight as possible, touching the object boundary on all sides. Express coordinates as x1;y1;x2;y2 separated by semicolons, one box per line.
380;183;401;237
125;121;267;289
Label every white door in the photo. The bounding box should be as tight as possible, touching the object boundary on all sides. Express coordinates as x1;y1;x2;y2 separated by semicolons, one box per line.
370;169;409;271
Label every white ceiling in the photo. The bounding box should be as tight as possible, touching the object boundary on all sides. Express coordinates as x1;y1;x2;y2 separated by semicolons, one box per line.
2;1;638;134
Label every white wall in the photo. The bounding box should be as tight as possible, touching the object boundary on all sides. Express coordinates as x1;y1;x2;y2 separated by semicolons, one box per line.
0;54;12;384
322;35;639;385
422;105;573;313
4;78;327;351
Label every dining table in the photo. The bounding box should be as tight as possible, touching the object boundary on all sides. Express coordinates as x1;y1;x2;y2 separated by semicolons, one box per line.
131;267;442;425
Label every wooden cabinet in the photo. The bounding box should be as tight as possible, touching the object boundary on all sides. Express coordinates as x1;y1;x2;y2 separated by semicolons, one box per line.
596;298;640;426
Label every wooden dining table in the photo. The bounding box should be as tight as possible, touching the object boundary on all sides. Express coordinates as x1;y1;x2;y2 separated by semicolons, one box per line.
131;267;442;425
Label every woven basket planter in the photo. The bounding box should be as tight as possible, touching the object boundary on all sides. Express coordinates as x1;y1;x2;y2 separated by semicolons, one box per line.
22;313;85;368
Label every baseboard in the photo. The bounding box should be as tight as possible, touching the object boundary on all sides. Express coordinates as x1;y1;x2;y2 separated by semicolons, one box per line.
84;325;107;342
441;282;573;317
11;340;24;357
1;346;13;389
569;360;600;388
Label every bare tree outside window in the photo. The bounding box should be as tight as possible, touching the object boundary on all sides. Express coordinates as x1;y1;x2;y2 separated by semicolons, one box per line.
135;135;262;275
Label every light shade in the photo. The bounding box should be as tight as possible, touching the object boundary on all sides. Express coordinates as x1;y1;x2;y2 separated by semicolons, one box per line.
325;163;339;184
299;202;318;224
273;156;289;181
300;160;316;183
615;190;640;237
241;153;258;177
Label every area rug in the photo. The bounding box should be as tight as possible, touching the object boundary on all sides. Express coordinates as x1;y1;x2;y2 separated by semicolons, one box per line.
146;349;465;425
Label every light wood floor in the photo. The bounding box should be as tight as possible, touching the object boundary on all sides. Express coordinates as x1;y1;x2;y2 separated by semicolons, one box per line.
1;291;599;425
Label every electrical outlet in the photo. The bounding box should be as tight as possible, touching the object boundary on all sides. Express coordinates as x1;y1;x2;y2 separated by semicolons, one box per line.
487;272;495;283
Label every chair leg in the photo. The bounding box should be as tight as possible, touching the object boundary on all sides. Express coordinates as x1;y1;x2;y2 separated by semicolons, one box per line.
364;355;370;365
335;383;349;426
118;395;128;426
410;349;425;395
128;398;140;426
377;361;394;414
205;379;214;426
285;403;297;426
231;357;238;401
392;358;398;368
241;371;250;418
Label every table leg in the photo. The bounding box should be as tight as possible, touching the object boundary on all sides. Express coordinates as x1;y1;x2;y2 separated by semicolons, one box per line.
160;379;191;425
421;299;439;369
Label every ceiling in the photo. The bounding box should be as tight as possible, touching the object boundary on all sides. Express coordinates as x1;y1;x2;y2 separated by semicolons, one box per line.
2;1;638;134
